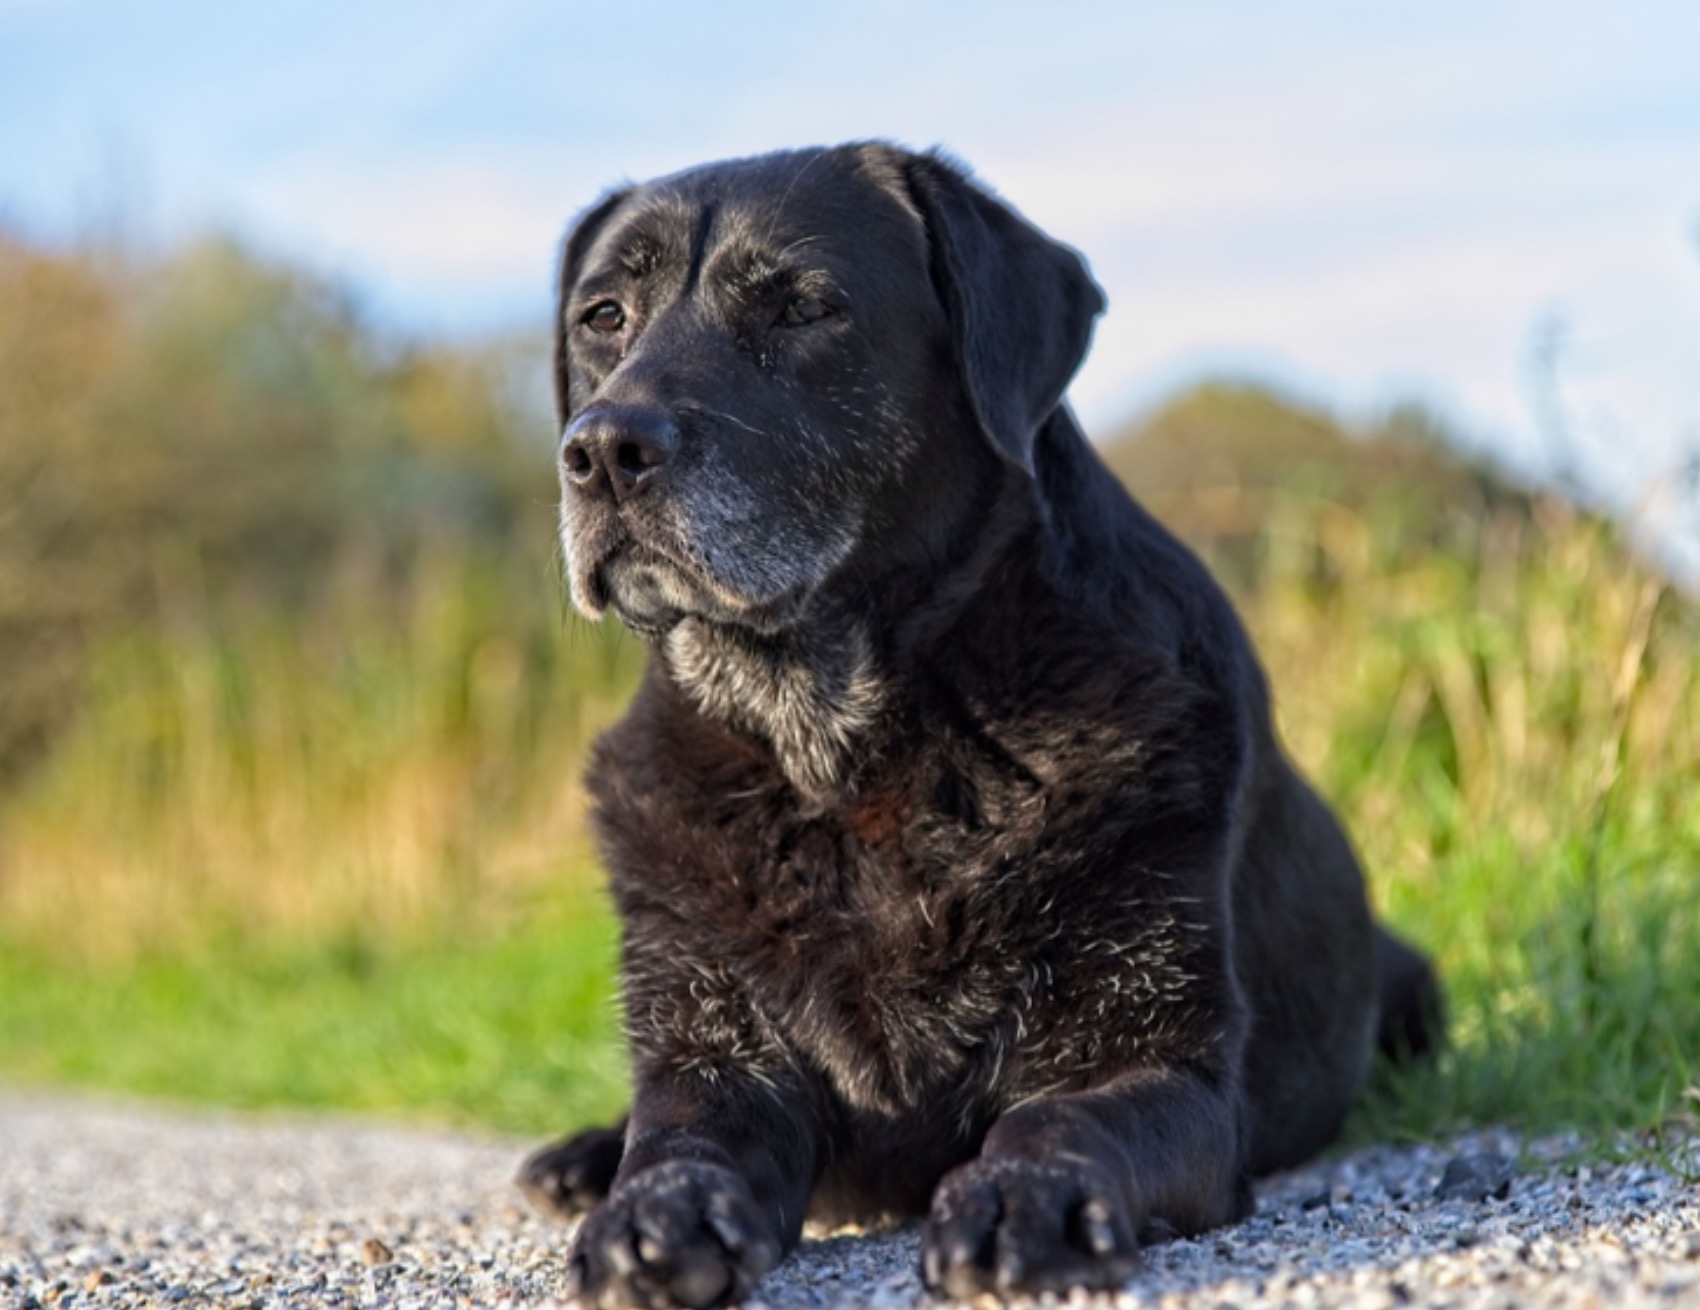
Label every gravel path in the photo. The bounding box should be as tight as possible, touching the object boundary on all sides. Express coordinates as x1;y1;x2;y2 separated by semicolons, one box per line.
3;1091;1697;1309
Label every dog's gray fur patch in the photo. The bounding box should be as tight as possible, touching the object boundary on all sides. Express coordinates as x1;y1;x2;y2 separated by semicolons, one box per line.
664;618;883;799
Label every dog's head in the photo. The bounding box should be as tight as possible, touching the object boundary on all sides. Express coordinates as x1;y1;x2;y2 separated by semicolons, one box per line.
554;143;1104;640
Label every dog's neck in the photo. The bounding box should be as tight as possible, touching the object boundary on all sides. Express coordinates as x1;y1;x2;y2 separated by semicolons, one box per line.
662;615;885;801
656;420;1088;805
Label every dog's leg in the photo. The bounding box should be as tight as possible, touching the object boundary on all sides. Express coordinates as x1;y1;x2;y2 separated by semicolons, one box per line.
518;1116;628;1218
565;1075;817;1310
922;1067;1248;1297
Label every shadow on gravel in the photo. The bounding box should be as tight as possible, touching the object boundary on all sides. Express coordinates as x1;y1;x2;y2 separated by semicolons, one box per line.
746;1132;1699;1309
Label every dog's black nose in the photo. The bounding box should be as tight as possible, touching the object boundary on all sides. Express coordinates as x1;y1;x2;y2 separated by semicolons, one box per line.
561;406;678;503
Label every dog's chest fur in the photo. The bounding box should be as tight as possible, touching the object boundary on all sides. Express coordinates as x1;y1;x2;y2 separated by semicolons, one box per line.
590;632;1235;1135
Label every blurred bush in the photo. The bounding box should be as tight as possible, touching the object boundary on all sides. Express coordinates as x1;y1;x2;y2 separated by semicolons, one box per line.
1103;381;1695;864
0;231;542;765
1102;383;1533;590
0;231;640;957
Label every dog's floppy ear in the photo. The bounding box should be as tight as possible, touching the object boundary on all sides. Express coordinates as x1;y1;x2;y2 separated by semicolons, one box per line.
553;187;631;426
902;152;1104;473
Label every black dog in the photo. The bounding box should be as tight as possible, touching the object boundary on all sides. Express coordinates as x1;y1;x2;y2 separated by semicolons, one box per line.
522;142;1440;1307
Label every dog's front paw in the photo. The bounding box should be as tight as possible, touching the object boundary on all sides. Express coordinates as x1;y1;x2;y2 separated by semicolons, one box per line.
565;1161;780;1310
520;1124;627;1218
922;1157;1139;1298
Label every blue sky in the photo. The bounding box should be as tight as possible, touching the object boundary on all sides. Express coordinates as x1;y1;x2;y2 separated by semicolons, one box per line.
4;0;1698;563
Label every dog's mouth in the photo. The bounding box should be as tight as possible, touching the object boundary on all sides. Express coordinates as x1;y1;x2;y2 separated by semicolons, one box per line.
598;547;698;637
570;528;805;640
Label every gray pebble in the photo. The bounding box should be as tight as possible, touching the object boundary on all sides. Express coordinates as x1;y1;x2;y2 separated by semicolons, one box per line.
1434;1151;1516;1203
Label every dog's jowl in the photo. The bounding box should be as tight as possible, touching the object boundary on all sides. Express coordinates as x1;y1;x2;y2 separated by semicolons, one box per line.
521;142;1442;1308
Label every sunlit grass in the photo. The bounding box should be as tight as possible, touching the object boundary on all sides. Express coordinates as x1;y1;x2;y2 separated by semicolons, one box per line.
1219;492;1700;1147
0;880;627;1134
0;550;640;960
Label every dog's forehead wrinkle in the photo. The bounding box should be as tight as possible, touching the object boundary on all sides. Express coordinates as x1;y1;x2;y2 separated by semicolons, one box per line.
674;172;927;306
583;195;694;282
616;232;664;277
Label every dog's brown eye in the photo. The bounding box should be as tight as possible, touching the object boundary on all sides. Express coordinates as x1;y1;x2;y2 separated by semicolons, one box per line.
584;301;626;334
779;296;832;328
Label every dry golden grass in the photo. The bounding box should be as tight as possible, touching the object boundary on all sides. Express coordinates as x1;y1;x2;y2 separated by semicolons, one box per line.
0;561;640;959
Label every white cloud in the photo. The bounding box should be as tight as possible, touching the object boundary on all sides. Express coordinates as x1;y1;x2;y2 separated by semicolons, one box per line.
244;155;569;282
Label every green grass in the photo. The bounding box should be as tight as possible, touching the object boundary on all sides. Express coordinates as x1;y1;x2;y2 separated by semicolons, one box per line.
0;883;628;1135
1347;830;1700;1151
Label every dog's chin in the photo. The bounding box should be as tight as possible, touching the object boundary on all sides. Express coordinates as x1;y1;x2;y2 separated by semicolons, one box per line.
586;548;804;641
604;562;691;639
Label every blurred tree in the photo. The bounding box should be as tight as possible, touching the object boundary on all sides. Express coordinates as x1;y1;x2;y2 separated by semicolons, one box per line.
0;230;551;779
1099;382;1534;591
0;236;126;773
